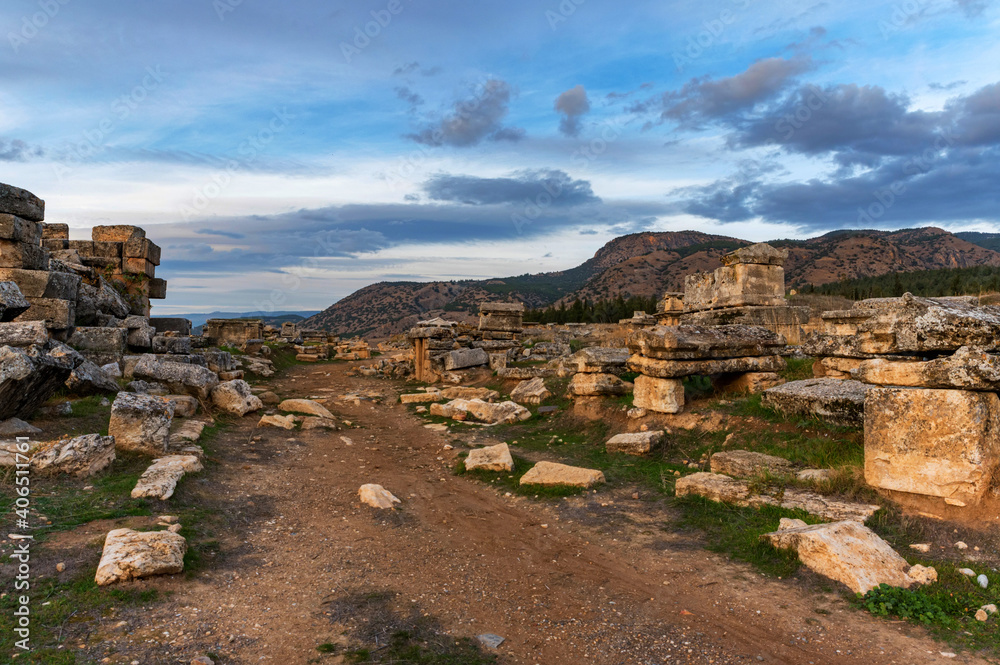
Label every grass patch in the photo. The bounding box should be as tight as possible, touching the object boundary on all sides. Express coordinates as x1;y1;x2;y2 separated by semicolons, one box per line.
780;356;816;381
674;495;822;577
0;568;160;662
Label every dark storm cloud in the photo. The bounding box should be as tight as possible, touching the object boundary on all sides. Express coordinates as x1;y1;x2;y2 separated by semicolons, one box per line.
405;79;524;147
422;169;600;206
555;85;591;137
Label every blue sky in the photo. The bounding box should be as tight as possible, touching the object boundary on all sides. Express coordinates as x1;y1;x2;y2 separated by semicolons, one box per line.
1;0;998;314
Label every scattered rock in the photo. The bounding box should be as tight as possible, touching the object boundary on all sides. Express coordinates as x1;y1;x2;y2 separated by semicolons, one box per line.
258;414;297;430
108;392;174;456
432;399;530;425
909;543;931;553
519;461;605;488
300;417;338;430
131;455;203;500
976;609;989;622
464;443;514;472
710;450;793;478
762;518;922;594
567;372;632;397
165;395;198;418
763;378;874;427
358;484;400;509
956;541;969;550
0;418;41;437
258;391;280;405
675;472;880;522
31;434;116;477
171;420;207;444
440;386;499;401
978;574;989;589
477;633;505;649
400;392;442;404
278;398;334;419
797;468;836;483
56;562;65;573
605;431;664;456
191;656;215;665
133;355;219;400
510;377;551;405
95;528;186;586
908;564;938;585
211;380;263;416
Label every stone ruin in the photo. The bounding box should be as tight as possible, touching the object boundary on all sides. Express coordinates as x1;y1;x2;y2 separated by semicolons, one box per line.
626;324;789;414
656;242;809;344
407;302;523;383
767;293;1000;508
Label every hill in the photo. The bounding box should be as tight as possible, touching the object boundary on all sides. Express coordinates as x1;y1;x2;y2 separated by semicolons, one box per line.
170;310;319;330
303;227;1000;337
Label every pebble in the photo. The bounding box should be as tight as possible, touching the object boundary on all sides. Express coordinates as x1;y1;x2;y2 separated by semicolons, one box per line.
976;609;990;622
983;604;998;615
168;524;183;533
958;568;976;577
978;574;989;589
955;541;968;550
56;562;65;573
908;543;930;553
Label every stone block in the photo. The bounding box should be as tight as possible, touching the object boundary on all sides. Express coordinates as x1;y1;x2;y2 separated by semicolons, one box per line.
149;317;191;335
520;461;605;488
763;378;873;427
558;347;629;375
0;182;44;221
42;238;68;251
721;242;788;266
92;225;144;243
42;222;68;240
210;379;262;416
133;356;219;400
0;281;29;322
152;335;191;355
123;257;155;277
632;375;683;414
131;455;202;499
854;346;1000;390
0;268;80;300
0;240;48;270
68;240;94;255
95;528;186;586
92;241;123;260
148;277;167;299
0;214;42;244
627;353;786;378
510;377;551;404
465;442;514;472
109;392;175;456
31;434;116;477
68;326;127;362
124;237;161;265
714;372;785;394
443;347;489;370
606;430;664;455
627;325;786;360
710;450;793;477
15;297;74;329
864;387;1000;506
0;345;73;420
0;320;48;346
567;372;632;396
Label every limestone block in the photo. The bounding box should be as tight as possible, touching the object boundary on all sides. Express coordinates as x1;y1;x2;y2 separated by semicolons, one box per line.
465;442;514;472
131;455;202;499
210;380;262;416
510;377;551;405
0;240;48;270
854;346;1000;390
0;281;29;322
0;214;42;244
558;347;629;375
628;353;786;378
864;387;1000;506
0;344;73;420
0;320;47;346
0;182;45;222
165;395;198;417
123;257;156;277
496;367;556;380
31;434;116;477
109;392;174;456
68;326;127;362
65;360;120;395
721;242;788;266
519;461;605;488
440;386;499;401
124;237;161;265
95;528;186;586
436;398;530;425
259;414;297;429
567;372;632;397
762;519;920;594
714;372;785;394
443;347;489;370
92;225;144;243
41;222;68;240
152;335;190;355
14;297;73;329
358;484;400;509
278;398;334;419
400;392;443;404
763;378;873;427
133;356;219;400
627;325;786;360
632;375;683;414
710;450;793;477
606;430;664;456
148;277;167;299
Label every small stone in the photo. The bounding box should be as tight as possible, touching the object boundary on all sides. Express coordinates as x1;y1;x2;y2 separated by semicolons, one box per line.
465;443;514;472
476;633;505;649
976;609;989;622
908;543;931;553
56;562;65;572
982;604;998;615
956;541;968;550
978;574;989;589
191;657;215;665
908;564;937;585
358;484;400;509
168;524;182;533
958;568;976;577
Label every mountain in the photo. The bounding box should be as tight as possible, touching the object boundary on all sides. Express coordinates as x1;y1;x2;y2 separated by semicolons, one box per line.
956;231;1000;253
303;227;1000;338
170;310;319;329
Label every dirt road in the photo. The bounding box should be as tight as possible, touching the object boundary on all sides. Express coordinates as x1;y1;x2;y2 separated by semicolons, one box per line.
99;362;984;664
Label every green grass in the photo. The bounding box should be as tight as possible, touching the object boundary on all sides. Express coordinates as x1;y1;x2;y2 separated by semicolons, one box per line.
781;357;816;381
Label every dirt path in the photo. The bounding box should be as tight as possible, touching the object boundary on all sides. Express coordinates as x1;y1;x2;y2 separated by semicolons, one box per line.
100;362;987;664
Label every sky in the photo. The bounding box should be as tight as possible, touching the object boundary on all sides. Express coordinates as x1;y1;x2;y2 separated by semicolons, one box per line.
1;0;999;314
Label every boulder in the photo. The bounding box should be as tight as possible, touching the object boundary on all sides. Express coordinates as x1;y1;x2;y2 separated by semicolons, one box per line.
358;484;400;509
440;386;499;401
864;387;1000;506
95;528;187;586
131;455;203;500
108;392;174;456
675;472;880;523
627;354;787;379
520;461;605;488
0;418;41;437
710;450;794;477
510;377;551;405
606;430;664;456
567;373;632;397
0;280;29;322
465;442;514;472
211;380;262;416
67;327;128;365
258;414;297;429
0;344;74;420
31;434;116;477
632;375;684;414
165;395;198;418
762;518;928;594
278;398;334;419
101;362;122;378
762;379;873;427
65;360;120;395
133;356;219;400
433;398;530;425
443;347;490;371
242;356;275;377
0;183;45;221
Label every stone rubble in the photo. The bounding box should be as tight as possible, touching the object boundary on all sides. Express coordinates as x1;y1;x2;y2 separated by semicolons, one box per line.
95;528;187;586
131;455;204;499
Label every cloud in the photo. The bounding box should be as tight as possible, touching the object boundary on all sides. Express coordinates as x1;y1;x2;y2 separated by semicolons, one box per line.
195;228;245;239
660;56;814;127
954;0;988;18
392;62;419;76
930;80;967;91
949;82;1000;147
422;169;600;206
555;84;591;137
405;78;524;147
0;138;43;161
395;86;424;110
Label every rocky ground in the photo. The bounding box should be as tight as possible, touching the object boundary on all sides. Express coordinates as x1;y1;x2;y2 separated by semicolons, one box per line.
11;360;993;665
